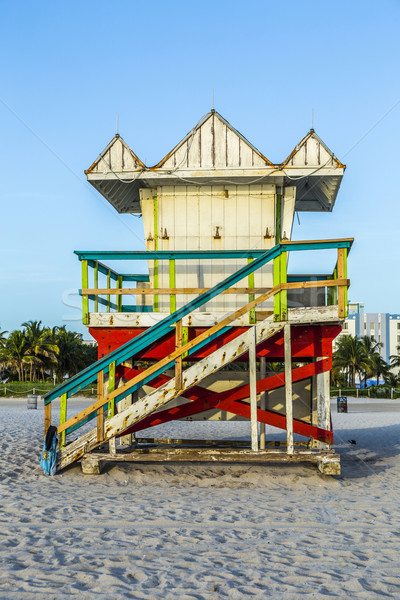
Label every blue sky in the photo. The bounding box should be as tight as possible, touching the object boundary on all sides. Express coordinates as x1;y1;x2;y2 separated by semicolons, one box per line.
0;0;399;336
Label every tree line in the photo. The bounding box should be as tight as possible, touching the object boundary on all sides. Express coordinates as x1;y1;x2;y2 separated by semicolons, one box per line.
0;321;97;383
332;334;400;388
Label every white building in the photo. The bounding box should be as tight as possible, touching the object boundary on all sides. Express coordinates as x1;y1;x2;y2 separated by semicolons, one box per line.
335;302;400;364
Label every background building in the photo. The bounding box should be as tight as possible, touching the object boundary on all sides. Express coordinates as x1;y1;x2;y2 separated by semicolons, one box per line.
335;302;400;364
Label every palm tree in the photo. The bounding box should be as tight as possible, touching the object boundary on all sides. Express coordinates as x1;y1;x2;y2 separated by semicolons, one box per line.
359;336;383;387
22;320;59;382
371;352;390;386
333;335;372;387
390;345;400;371
3;330;29;381
384;372;398;387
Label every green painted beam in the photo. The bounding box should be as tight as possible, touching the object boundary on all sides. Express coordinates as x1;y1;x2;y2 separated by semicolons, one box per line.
74;241;353;262
169;259;176;314
122;274;150;282
82;260;89;325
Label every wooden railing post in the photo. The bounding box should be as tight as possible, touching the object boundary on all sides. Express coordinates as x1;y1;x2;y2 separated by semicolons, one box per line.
107;269;111;313
273;257;281;321
249;326;258;451
94;261;99;312
108;361;116;418
280;251;287;320
153;195;159;312
273;251;287;321
59;393;67;448
97;371;104;443
117;275;123;312
284;323;294;454
82;260;89;325
337;248;347;318
175;320;183;390
44;402;51;438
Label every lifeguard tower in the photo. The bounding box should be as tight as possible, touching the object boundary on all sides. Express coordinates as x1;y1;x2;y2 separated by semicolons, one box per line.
43;110;351;475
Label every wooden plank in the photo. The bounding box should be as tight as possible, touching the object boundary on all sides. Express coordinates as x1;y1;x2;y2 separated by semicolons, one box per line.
175;319;183;390
103;319;282;440
153;195;159;311
116;275;123;312
107;270;111;312
108;361;116;418
284;323;294;454
97;371;104;443
169;259;176;314
59;393;67;448
182;325;189;358
58;318;283;469
82;260;89;325
247;258;255;324
317;368;331;449
44;402;51;438
57;301;339;437
273;257;280;319
259;356;266;450
81;279;348;296
83;448;337;464
337;248;346;318
94;262;98;312
135;438;310;448
280;252;287;320
249;327;258;451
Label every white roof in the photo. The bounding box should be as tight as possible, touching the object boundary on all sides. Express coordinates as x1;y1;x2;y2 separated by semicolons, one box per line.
86;110;345;213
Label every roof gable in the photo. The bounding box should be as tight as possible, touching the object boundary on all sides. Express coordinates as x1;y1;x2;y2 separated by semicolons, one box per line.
282;129;345;169
86;134;145;174
154;110;273;170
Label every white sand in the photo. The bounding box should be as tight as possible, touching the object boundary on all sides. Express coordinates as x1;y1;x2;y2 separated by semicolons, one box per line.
1;397;400;599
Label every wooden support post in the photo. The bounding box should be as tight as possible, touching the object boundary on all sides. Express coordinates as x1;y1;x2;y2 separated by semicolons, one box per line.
59;393;67;448
182;326;189;358
44;402;51;438
175;319;183;390
260;356;267;450
94;261;98;312
273;252;287;321
116;275;123;312
96;371;104;443
108;361;116;418
284;323;294;454
249;326;258;451
333;265;338;305
153;196;159;312
273;257;280;321
280;251;287;320
247;258;255;324
317;368;331;449
337;248;347;319
275;193;281;244
310;358;319;448
82;260;89;325
107;270;111;312
169;259;176;314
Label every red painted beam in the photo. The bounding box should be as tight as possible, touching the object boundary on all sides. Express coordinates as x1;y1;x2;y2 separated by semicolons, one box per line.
89;324;341;363
124;358;332;443
216;398;333;444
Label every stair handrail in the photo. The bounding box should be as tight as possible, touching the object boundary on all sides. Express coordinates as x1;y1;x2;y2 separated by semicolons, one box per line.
44;239;352;406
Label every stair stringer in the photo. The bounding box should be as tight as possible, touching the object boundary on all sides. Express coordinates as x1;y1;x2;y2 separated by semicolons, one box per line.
57;317;283;471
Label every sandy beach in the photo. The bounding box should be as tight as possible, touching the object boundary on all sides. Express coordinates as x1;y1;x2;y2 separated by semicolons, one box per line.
1;397;400;599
